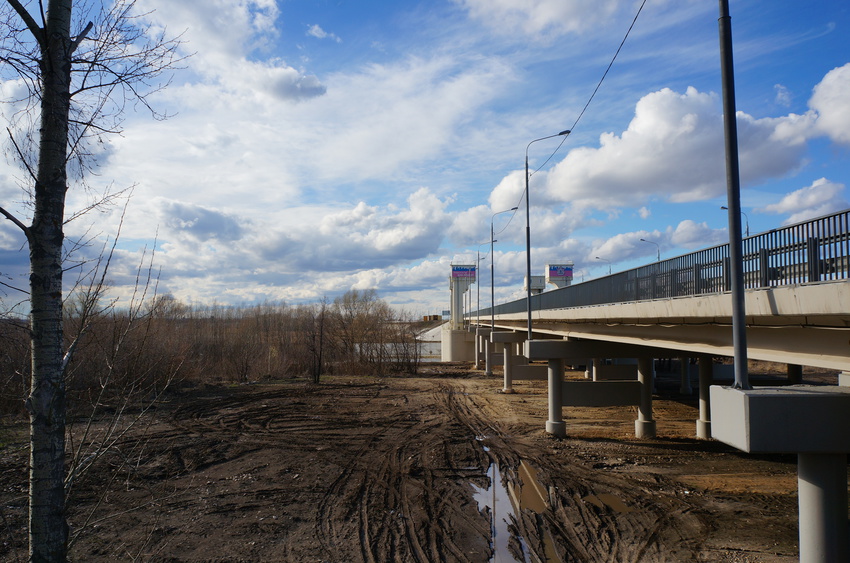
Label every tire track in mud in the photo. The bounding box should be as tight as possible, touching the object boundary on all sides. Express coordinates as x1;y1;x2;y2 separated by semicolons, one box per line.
433;380;709;563
310;381;492;563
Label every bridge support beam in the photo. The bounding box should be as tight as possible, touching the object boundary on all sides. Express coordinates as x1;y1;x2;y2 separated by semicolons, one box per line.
635;357;656;439
696;356;713;439
546;358;566;438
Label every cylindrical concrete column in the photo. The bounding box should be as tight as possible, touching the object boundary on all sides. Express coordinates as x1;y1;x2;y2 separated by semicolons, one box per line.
797;453;849;563
484;339;493;376
474;330;482;369
696;356;713;439
546;358;566;438
635;357;656;438
592;358;601;382
502;342;514;393
787;364;803;384
680;356;693;395
584;358;592;379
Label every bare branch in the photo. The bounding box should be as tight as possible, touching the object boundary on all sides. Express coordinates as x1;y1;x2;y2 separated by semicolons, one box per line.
6;0;44;47
0;204;31;242
0;278;29;295
70;20;93;53
6;127;37;182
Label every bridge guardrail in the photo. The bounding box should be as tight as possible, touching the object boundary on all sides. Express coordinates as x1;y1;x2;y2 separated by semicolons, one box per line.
474;208;850;317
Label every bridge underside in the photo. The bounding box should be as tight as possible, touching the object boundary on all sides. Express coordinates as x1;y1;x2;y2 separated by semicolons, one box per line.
486;281;850;371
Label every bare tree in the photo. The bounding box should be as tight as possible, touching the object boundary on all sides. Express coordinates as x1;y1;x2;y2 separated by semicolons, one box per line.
0;1;183;560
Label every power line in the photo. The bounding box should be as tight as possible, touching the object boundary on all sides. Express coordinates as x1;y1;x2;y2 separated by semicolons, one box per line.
529;0;649;178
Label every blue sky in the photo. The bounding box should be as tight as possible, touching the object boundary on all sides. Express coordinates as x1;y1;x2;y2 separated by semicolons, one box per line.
1;0;849;316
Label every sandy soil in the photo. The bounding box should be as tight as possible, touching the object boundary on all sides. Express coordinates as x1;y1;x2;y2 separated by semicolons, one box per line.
0;364;830;562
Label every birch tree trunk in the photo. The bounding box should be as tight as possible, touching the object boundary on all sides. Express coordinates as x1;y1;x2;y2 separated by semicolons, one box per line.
26;1;74;560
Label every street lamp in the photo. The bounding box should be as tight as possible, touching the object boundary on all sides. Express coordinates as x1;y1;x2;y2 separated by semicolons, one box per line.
640;238;661;261
476;241;490;327
525;129;571;340
491;207;518;330
720;205;749;237
595;256;612;275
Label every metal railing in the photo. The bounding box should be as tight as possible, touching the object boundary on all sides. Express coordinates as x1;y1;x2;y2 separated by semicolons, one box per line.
474;208;850;318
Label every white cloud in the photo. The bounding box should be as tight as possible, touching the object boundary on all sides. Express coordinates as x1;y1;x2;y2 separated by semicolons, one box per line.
810;63;850;145
531;86;812;210
137;0;326;102
759;178;847;225
307;24;341;43
774;84;792;107
670;219;726;249
456;0;621;39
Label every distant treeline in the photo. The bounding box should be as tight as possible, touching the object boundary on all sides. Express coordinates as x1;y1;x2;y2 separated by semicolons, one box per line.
0;289;422;418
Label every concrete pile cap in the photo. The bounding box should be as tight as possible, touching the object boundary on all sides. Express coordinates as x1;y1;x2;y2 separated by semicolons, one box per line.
710;384;850;453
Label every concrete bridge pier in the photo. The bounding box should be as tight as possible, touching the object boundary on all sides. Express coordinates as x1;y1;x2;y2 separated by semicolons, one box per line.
635;357;657;439
491;332;526;394
787;363;803;384
711;385;850;562
696;356;713;439
679;356;693;395
484;337;494;376
546;358;566;438
798;453;849;563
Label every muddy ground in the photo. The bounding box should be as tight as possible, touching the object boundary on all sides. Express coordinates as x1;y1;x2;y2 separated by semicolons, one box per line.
0;364;841;562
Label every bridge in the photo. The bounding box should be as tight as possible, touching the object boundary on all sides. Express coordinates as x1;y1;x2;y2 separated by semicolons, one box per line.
441;208;850;562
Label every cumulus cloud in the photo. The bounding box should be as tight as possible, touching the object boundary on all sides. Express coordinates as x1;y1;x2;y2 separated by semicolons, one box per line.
527;86;813;211
810;63;850;145
256;188;452;272
759;178;847;225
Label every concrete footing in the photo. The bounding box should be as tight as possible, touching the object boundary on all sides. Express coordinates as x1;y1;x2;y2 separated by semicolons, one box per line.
545;420;566;438
696;419;711;440
634;419;657;439
710;384;850;563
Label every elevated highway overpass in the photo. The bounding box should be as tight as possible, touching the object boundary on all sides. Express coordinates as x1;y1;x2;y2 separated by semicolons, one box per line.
443;209;850;562
464;208;850;372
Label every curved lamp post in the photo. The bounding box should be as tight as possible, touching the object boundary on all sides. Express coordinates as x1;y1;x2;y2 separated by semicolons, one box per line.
525;130;570;340
595;256;612;275
640;238;661;262
491;207;518;330
720;205;749;237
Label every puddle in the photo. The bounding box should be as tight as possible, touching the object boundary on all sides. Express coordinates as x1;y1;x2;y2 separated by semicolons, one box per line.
471;458;558;562
581;492;633;513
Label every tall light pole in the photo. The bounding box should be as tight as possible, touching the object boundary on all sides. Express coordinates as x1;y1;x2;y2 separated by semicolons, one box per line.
719;0;749;390
640;238;661;262
491;207;518;330
721;205;749;237
476;241;489;327
525;130;571;340
595;256;612;275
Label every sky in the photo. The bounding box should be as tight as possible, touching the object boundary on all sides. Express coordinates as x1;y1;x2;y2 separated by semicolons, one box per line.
1;0;849;317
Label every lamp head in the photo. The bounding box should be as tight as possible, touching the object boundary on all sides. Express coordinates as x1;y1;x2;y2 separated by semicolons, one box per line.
558;130;571;136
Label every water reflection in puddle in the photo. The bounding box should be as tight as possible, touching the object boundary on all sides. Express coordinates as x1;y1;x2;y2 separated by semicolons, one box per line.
470;453;557;562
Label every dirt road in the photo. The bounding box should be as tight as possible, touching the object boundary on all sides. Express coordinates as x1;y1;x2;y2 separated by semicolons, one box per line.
0;368;804;562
